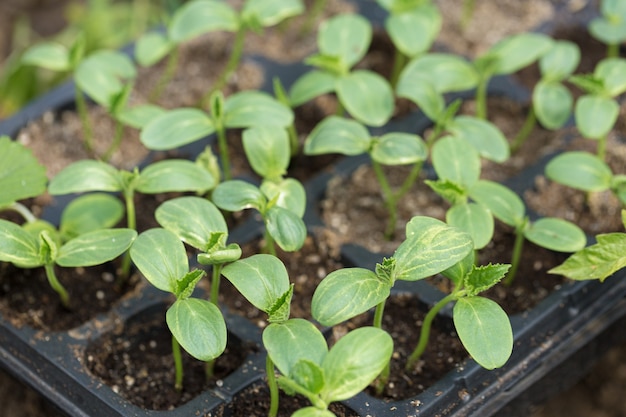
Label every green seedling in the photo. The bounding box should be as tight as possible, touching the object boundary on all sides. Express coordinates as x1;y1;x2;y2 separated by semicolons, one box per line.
130;228;227;390
545;151;626;206
221;254;294;417
377;0;442;88
406;251;512;372
289;13;394;127
22;37;137;159
569;57;626;161
472;33;554;119
212;178;306;256
311;216;474;389
510;40;580;153
589;0;626;58
141;90;294;180
550;209;626;281
47;158;215;277
272;78;300;156
136;0;304;103
425;135;494;250
155;196;242;306
0;217;135;309
264;319;393;417
375;0;442;87
304;115;428;239
0;136;47;220
468;179;587;285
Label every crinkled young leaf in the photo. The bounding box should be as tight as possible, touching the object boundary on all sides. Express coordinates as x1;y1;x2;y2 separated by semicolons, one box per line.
453;297;512;370
336;70;394;127
155;196;227;251
385;4;441;57
464;264;511;296
212;180;266;212
135;159;215;194
533;80;573;129
167;298;227;361
447;116;509;163
322;327;393;402
525;217;586;253
197;243;242;265
425;178;466;205
168;0;238;43
549;232;626;281
60;193;124;240
224;91;293;128
221;254;290;313
241;0;304;27
394;216;474;281
289;70;337;107
0;219;41;267
431;135;480;187
267;285;294;323
242;126;289;180
575;95;619;139
397;53;478;94
261;178;306;217
545;151;612;192
595;58;626;97
56;228;136;267
141;108;214;150
482;33;553;75
48;160;122;194
135;32;173;67
75;50;136;108
304;116;371;156
263;318;328;377
469;180;525;227
265;206;306;252
371;133;427;165
318;14;371;69
312;267;391;326
0;136;47;206
21;42;71;71
447;203;494;250
130;228;189;293
173;269;205;300
539;40;580;81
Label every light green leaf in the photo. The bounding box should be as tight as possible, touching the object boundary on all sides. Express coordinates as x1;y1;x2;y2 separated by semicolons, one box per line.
141;108;214;150
224;91;293;128
385;4;441;57
135;32;173;67
447;203;494;250
397;53;478;94
168;0;238;43
545;151;612;192
431;135;480;187
312;268;391;326
322;327;393;402
241;0;304;27
575;95;619;139
336;70;394;127
130;228;189;293
533;80;573;130
525;217;587;253
447;116;509;163
265;206;306;252
48;160;122;194
212;180;266;212
292;407;335;417
469;180;525;227
371;133;427;165
75;50;136;108
539;41;580;81
396;76;444;121
304;116;371;156
589;17;626;45
242;126;289;180
596;58;626;97
263;318;328;377
155;196;227;251
136;159;214;194
549;232;626;281
60;193;124;240
289;70;337;107
261;178;306;217
56;228;136;267
21;42;70;71
0;219;42;267
453;297;513;369
221;254;290;313
484;33;553;75
167;298;227;361
117;104;166;129
318;14;371;69
0;136;47;206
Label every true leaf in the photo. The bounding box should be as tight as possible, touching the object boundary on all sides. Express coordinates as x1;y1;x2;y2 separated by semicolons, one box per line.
463;264;510;296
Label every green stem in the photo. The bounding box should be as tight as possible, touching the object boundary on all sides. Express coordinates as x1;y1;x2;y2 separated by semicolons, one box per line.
406;293;457;371
607;43;618;59
210;264;222;306
287;123;299;157
510;105;536;153
102;117;124;163
371;160;397;240
390;49;408;90
263;227;277;257
503;226;526;286
44;263;70;309
172;335;184;391
202;27;246;103
216;126;232;181
298;0;327;37
372;300;390;395
5;202;37;223
266;355;279;417
149;47;180;103
426;121;445;148
276;377;326;410
334;100;345;117
460;0;475;29
205;358;215;380
475;76;489;120
117;189;136;284
74;86;94;155
393;161;423;202
597;133;607;162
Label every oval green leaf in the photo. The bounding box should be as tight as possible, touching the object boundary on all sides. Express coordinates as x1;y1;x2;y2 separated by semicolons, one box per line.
318;14;371;69
136;159;215;194
533;80;573;130
448;116;509;163
397;53;478;94
141;108;214;150
525;217;587;253
289;70;337;107
0;136;47;206
0;219;42;267
385;4;441;57
48;160;121;194
336;70;394;127
575;95;619;139
212;180;265;212
371;133;427;165
224;91;293;129
60;193;124;240
242;126;289;180
21;42;70;71
57;228;136;267
135;32;173;67
169;0;238;43
469;180;525;227
266;206;306;252
545;151;612;192
304;116;371;156
431;135;480;187
447;203;494;250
